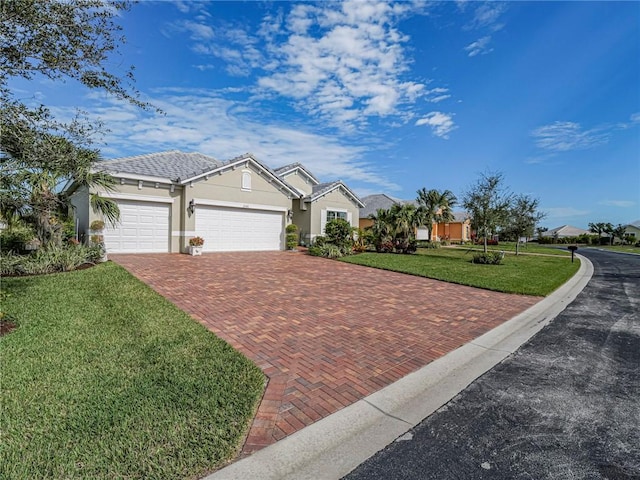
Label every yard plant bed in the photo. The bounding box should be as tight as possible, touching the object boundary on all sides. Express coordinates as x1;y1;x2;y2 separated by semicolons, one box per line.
341;248;580;296
0;262;265;480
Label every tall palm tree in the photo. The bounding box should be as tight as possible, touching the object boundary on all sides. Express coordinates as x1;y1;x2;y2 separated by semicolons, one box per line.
416;188;457;241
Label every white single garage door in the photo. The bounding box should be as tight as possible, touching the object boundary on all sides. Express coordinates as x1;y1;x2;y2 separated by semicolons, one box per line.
417;228;430;240
195;206;283;252
103;200;170;253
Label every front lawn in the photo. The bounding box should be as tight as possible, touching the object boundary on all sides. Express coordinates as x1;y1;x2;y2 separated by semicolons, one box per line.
451;242;571;256
0;262;265;480
341;248;580;296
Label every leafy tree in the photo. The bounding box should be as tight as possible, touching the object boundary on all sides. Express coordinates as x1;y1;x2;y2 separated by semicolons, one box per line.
588;222;613;245
505;195;547;255
1;0;145;108
536;226;548;239
1;108;119;246
415;188;457;241
462;172;513;253
1;0;155;243
611;224;627;245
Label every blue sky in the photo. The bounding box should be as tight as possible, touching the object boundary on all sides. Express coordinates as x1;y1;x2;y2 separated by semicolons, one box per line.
13;1;640;228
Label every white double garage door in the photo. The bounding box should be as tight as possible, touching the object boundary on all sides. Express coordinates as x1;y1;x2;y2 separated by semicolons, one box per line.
103;199;284;253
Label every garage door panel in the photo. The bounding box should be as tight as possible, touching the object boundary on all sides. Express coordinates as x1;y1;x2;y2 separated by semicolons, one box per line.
195;206;283;252
103;200;170;253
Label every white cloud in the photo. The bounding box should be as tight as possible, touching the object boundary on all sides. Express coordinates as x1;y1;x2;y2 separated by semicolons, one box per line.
465;36;493;57
599;200;636;208
169;1;438;129
470;3;506;31
78;89;400;191
415;111;456;139
546;207;590;218
531;121;609;152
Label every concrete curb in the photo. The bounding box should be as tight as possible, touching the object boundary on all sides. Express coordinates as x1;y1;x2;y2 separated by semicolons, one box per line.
206;254;594;480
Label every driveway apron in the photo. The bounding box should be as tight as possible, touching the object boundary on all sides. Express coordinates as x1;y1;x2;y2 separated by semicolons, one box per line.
111;252;540;455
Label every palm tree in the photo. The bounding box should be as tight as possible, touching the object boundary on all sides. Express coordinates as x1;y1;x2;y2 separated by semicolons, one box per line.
389;203;422;253
367;208;394;252
588;222;613;245
416;188;457;241
1;126;120;247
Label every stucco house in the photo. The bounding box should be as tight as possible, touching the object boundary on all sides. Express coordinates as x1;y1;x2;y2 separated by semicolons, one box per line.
623;220;640;242
67;151;362;253
359;194;471;243
274;163;363;246
540;225;590;239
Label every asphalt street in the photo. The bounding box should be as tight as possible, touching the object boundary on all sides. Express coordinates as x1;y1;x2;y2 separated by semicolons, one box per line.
344;249;640;480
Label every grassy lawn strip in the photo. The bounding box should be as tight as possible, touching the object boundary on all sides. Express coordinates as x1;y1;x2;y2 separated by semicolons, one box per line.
341;248;579;296
588;245;640;254
1;262;265;480
451;242;571;256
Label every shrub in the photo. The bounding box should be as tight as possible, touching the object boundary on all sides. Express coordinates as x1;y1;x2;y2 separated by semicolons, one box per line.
476;238;499;246
0;244;105;276
0;226;36;253
90;220;105;231
308;244;345;259
471;251;505;265
286;224;299;250
324;219;353;248
394;238;417;254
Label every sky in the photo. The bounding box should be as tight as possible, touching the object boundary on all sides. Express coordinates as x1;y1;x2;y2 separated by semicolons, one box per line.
12;0;640;229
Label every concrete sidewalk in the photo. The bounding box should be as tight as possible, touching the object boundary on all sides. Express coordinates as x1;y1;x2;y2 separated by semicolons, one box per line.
206;254;593;480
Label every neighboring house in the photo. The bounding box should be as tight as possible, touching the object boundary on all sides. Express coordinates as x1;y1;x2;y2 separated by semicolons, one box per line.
541;225;590;238
623;220;640;241
358;194;471;243
66;151;361;253
432;212;472;243
274;163;363;245
358;194;403;230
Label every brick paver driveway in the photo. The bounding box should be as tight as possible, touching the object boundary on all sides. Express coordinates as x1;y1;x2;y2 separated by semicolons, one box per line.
111;251;540;455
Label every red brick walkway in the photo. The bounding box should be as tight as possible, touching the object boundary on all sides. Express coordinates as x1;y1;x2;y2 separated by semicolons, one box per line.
111;252;540;455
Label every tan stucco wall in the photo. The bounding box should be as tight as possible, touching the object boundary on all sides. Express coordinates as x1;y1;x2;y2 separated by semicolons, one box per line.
359;218;374;230
434;221;471;242
90;181;183;252
87;165;296;253
186;166;293;252
280;171;314;196
291;199;311;245
307;188;360;242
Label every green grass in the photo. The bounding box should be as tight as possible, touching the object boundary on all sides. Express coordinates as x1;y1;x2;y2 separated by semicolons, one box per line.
341;248;580;296
451;242;571;256
588;244;640;254
0;262;265;480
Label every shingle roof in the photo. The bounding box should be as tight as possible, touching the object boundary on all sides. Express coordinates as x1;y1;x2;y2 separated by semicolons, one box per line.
307;181;364;207
542;225;590;237
359;194;402;218
273;162;319;184
97;150;222;182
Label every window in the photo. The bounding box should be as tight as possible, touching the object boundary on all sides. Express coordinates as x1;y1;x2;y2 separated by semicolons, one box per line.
241;171;251;191
326;210;347;222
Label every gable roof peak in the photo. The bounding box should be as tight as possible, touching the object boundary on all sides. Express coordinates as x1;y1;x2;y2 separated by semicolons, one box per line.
273;162;319;184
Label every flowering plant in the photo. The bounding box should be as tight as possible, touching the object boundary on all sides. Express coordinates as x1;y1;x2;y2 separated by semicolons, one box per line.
189;236;204;247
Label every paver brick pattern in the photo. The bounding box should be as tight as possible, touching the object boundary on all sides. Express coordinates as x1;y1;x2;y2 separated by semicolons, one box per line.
111;251;540;455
